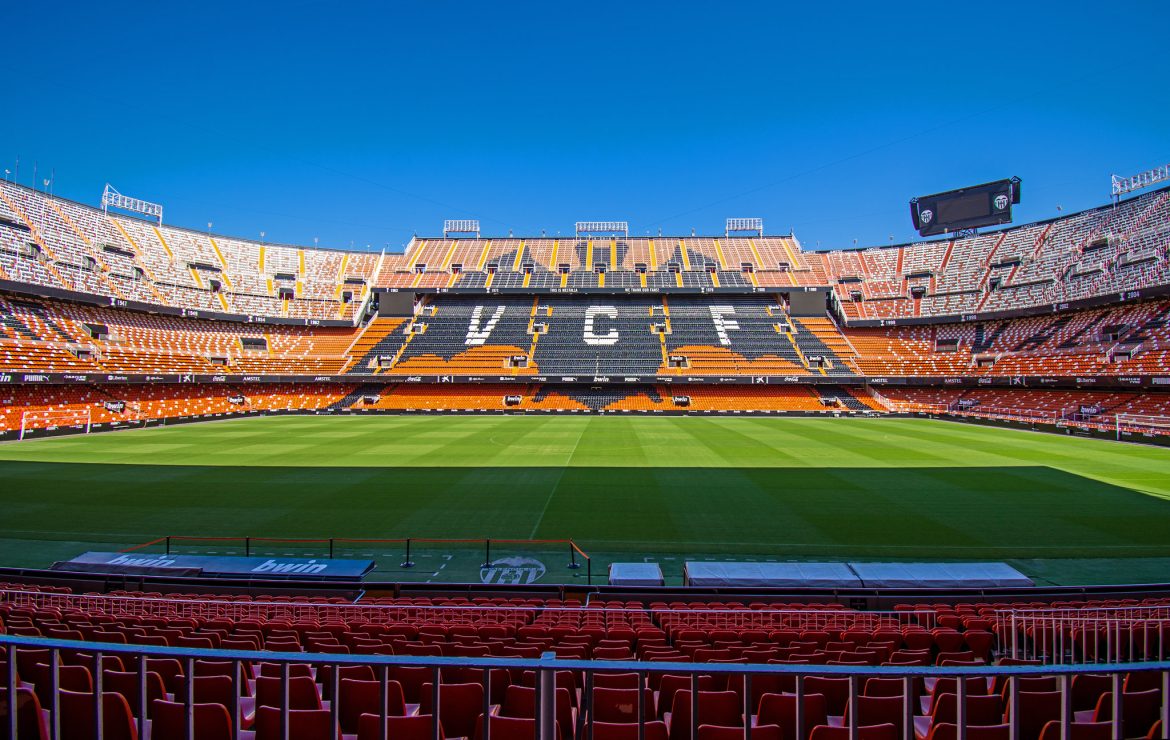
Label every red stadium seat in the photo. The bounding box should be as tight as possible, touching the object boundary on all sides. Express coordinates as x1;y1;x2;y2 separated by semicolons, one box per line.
251;706;335;740
419;682;485;740
808;724;898;740
150;700;233;740
357;714;444;740
338;678;408;734
57;689;139;740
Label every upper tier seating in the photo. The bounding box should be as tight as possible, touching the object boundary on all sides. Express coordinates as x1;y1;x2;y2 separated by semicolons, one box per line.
0;181;380;322
4;180;1166;323
829;188;1170;321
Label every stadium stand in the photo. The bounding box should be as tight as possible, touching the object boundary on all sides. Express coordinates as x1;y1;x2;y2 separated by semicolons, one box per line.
1;200;1169;443
0;180;381;323
0;294;358;375
0;382;356;433
826;187;1170;321
5;28;1170;740
877;386;1170;422
2;585;1169;740
7;290;1170;384
11;380;1170;434
3;181;1169;325
841;298;1170;378
0;178;1168;443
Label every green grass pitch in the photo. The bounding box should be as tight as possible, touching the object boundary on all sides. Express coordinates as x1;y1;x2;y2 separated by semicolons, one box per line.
1;415;1170;586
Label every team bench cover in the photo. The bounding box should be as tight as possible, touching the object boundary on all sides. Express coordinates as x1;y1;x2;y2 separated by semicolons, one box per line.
683;561;862;588
848;561;1034;588
608;562;666;587
52;552;375;580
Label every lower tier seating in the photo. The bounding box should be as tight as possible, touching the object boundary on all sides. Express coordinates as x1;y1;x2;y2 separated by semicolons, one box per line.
5;383;1170;433
1;582;1168;740
878;387;1170;428
0;383;356;432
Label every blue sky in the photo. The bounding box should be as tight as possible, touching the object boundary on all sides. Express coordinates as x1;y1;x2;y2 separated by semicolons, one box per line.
3;1;1167;253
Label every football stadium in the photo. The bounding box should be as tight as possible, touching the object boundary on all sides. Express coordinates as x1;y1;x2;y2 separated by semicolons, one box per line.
3;3;1170;739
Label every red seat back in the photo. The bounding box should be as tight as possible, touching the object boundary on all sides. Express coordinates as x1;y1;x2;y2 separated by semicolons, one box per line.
150;700;233;740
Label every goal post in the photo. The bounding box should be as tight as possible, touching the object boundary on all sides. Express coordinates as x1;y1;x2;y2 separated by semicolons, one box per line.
20;408;91;440
1114;413;1170;441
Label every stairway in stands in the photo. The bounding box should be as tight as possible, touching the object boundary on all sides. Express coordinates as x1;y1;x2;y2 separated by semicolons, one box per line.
7;299;78;343
343;318;409;373
326;383;388;411
29;303;79;343
792;317;854;374
0;311;40;341
799;317;860;372
819;385;871;410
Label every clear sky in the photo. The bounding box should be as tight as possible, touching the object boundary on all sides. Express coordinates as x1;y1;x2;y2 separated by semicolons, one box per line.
3;1;1167;253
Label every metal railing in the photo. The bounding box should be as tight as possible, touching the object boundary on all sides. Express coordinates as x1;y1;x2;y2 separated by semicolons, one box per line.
4;633;1170;740
0;589;939;631
997;606;1170;665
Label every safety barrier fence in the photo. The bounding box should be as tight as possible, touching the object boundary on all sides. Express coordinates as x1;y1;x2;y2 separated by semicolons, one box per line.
997;606;1170;665
125;536;590;564
0;589;939;631
3;633;1170;740
117;536;596;584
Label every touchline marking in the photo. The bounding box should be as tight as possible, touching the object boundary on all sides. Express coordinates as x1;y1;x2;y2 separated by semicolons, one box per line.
0;528;161;539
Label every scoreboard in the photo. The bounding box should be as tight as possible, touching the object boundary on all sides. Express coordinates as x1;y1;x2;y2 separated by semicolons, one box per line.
910;177;1021;237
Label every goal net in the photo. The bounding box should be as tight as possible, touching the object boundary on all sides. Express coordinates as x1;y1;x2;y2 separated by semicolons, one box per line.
1115;413;1170;440
20;407;91;440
